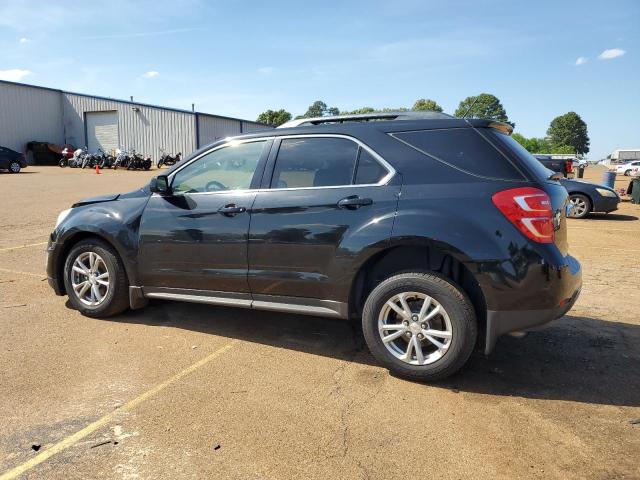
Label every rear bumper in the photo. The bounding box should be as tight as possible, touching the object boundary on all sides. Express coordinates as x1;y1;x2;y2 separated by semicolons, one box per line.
484;286;580;354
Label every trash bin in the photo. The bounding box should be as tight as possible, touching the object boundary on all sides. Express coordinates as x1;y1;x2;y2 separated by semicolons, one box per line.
632;178;640;205
602;170;616;189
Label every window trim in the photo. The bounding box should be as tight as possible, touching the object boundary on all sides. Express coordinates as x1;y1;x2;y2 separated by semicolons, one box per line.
265;134;395;192
164;137;274;196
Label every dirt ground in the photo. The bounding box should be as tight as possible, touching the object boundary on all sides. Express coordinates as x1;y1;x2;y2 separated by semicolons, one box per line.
0;164;638;479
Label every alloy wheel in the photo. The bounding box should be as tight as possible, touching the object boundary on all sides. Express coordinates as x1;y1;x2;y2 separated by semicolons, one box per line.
378;291;453;365
9;162;20;173
569;196;588;217
70;251;110;306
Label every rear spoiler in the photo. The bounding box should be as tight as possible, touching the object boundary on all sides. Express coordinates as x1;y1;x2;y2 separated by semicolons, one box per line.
488;122;513;136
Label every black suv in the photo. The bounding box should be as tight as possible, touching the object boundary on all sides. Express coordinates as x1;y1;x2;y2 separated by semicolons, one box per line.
47;112;582;381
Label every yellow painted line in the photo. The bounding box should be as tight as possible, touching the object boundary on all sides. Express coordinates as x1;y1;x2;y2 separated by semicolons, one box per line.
0;340;237;480
0;268;43;278
0;242;47;252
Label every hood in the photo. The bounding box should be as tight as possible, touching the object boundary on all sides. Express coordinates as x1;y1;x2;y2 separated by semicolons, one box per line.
560;178;616;193
72;193;120;207
71;187;149;208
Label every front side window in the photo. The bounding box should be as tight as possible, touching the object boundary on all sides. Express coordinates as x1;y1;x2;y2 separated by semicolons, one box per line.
271;137;359;188
171;140;266;193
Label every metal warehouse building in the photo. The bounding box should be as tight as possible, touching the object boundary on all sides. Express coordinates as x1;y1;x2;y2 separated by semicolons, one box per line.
0;79;271;161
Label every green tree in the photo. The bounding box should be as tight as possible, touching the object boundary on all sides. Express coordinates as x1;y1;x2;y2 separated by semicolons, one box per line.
512;133;575;154
256;109;292;127
547;112;590;155
412;98;443;112
549;144;576;154
298;100;340;119
454;93;513;126
342;107;376;115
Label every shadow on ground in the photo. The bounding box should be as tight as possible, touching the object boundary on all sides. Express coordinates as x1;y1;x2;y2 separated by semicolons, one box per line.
103;301;640;407
585;213;638;221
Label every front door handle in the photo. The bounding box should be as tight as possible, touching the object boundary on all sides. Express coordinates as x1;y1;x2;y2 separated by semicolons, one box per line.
337;195;373;210
218;204;246;216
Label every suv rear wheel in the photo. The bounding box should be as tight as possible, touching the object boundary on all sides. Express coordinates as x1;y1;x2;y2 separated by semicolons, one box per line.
63;239;129;318
362;272;477;381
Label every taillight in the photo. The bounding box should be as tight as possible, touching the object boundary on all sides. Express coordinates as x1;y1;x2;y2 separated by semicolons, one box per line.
565;160;572;174
492;187;554;243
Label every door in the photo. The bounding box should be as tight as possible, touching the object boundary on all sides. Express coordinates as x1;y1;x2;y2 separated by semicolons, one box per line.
86;111;119;153
248;135;400;305
138;138;271;295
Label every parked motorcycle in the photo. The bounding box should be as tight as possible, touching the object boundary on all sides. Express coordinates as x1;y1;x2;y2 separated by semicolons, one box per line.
113;148;131;170
81;151;102;169
157;148;181;168
58;147;77;167
59;147;88;168
96;148;115;169
126;149;152;170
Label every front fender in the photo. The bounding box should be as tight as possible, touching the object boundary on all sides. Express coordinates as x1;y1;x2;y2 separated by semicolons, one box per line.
50;196;149;287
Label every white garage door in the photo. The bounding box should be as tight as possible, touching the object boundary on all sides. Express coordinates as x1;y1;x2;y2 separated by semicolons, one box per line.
86;111;119;153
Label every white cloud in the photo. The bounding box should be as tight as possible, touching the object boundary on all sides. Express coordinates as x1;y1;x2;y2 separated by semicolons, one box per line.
19;37;30;44
574;56;588;66
142;71;159;78
598;48;625;60
257;66;275;75
0;69;32;81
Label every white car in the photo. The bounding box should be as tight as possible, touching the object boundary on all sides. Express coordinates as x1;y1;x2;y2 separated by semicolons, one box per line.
616;160;640;176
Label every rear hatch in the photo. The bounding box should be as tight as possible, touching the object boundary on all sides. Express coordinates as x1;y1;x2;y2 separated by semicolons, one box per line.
486;130;570;256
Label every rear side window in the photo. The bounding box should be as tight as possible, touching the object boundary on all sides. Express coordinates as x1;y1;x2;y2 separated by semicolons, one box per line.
393;128;525;180
355;149;388;184
272;137;358;188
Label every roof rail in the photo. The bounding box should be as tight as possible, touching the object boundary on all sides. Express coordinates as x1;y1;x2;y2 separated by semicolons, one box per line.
277;111;454;128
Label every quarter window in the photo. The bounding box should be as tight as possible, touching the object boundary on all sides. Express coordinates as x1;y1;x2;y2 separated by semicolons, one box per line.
171;140;266;193
394;129;525;180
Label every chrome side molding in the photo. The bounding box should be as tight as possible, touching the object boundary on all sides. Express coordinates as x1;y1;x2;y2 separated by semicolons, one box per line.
142;287;348;319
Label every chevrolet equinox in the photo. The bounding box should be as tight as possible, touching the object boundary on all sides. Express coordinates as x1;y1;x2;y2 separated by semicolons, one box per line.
47;112;582;381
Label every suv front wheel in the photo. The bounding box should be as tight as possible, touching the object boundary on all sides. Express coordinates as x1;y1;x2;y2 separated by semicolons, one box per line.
362;272;477;381
63;239;129;318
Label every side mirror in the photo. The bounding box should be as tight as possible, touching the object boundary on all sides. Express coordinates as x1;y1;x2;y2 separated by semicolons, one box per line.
150;175;171;194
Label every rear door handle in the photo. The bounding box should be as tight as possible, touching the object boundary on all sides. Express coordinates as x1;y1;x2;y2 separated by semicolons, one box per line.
218;204;246;216
337;196;373;209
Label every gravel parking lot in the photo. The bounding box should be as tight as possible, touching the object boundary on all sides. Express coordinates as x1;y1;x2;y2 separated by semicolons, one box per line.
1;165;639;479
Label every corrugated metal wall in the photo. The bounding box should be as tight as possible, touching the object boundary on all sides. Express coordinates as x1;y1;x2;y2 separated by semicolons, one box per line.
63;93;197;158
197;114;242;147
0;81;272;160
241;121;271;133
0;82;63;152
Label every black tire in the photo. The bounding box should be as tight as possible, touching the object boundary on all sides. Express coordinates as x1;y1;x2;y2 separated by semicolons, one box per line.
624;169;632;176
59;159;68;168
63;239;129;318
568;193;591;219
8;161;21;173
362;272;477;382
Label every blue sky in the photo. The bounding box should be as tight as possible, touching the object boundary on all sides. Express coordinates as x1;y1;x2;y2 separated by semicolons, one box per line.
1;0;638;159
